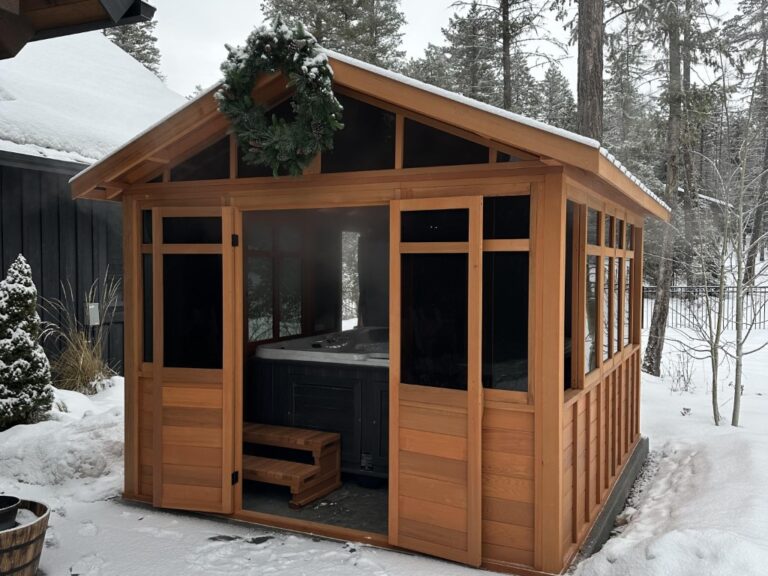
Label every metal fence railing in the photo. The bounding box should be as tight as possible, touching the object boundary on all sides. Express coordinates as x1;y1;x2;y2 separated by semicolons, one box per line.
642;286;768;330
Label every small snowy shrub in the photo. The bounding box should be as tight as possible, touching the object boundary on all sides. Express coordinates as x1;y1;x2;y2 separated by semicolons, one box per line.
0;255;54;430
664;351;696;393
43;275;119;394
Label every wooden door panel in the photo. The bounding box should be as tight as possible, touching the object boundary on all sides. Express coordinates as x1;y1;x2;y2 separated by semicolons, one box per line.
390;197;482;567
153;207;234;515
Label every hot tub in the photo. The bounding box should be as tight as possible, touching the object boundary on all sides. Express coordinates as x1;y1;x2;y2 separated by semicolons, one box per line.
256;327;389;367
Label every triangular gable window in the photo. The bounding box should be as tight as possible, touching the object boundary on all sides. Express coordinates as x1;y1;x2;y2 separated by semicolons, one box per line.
321;94;395;173
171;136;230;181
403;118;488;168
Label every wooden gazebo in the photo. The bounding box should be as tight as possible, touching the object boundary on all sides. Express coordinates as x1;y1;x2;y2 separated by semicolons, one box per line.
71;51;670;574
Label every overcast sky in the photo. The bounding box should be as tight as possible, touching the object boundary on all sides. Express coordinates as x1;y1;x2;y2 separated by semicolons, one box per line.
153;0;576;97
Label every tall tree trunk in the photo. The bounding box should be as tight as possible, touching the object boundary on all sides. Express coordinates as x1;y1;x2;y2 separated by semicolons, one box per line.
501;0;512;109
643;2;682;376
745;34;768;283
577;0;604;140
681;0;698;287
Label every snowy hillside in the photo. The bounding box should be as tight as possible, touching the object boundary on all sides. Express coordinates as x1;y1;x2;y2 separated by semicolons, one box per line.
0;32;185;164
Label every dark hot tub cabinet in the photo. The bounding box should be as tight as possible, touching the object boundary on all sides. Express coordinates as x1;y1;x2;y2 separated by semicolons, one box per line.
71;48;670;575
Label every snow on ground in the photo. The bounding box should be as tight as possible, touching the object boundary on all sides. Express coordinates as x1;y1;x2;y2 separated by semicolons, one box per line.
0;33;185;163
2;330;768;575
574;330;768;576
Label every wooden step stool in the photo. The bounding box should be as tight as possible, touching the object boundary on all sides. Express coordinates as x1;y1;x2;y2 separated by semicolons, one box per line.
242;423;341;508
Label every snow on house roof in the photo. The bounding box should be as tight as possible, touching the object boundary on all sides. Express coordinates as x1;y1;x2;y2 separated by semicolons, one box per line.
0;32;185;165
326;50;671;214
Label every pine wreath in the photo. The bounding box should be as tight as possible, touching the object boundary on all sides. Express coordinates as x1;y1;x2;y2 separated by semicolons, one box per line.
216;18;344;177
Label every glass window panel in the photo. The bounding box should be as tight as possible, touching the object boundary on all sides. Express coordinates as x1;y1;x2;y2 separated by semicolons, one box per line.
278;225;302;252
142;254;152;363
321;94;396;173
163;254;222;369
615;257;622;353
403;118;488;168
616;219;624;249
585;255;598;373
603;257;612;360
605;215;613;247
279;256;302;338
624;259;632;347
162;216;222;244
626;223;634;250
483;252;528;391
246;222;273;252
483;195;530;239
170;137;230;181
142;210;152;244
587;209;600;245
564;201;574;389
496;151;522;163
246;255;274;342
401;209;469;242
401;253;468;389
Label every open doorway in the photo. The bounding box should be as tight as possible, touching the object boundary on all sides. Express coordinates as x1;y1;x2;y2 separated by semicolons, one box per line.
240;206;389;535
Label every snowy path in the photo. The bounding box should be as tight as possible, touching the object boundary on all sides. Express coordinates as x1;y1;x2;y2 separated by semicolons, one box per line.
3;332;768;575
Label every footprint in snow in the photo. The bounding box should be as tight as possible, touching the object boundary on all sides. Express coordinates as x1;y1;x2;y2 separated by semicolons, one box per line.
69;553;106;576
78;522;98;537
135;526;183;540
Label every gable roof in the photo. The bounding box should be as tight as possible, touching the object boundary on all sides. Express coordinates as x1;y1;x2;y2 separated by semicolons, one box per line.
0;31;185;165
69;49;670;221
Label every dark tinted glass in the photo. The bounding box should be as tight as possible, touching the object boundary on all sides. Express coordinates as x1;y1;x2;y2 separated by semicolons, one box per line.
616;219;624;249
587;209;600;245
322;94;395;173
564;201;574;389
483;252;528;391
603;257;612;360
162;217;221;244
403;118;488;168
279;256;302;337
483;195;530;239
163;254;222;368
142;254;153;363
615;257;622;353
605;215;613;247
585;255;598;373
401;253;467;389
238;99;293;178
626;223;634;250
624;259;632;347
170;137;230;181
497;151;523;163
142;210;152;244
401;209;469;242
148;173;163;184
246;255;273;342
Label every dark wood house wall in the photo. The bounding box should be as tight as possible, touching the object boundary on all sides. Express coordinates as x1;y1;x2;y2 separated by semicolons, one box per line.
0;150;124;371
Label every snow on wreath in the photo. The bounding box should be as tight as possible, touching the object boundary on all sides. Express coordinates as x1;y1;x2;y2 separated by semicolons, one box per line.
216;17;344;177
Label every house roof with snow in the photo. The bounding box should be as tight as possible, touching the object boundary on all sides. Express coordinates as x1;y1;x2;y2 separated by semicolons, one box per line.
68;49;671;221
0;32;185;165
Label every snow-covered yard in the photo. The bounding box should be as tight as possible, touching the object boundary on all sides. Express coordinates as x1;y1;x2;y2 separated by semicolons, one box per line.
2;331;768;575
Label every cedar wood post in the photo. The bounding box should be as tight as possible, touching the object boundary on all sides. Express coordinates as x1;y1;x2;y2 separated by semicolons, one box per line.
533;171;566;573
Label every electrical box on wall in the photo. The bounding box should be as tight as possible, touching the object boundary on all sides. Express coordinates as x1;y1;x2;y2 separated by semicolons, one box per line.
86;302;100;327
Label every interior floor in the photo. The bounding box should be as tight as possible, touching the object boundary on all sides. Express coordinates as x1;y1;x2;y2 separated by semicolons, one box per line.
242;477;388;535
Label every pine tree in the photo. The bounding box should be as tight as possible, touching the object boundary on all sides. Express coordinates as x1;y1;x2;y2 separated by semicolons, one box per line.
348;0;406;68
402;44;453;91
442;1;498;103
506;48;539;117
261;0;406;69
0;255;53;430
539;65;576;130
104;20;163;78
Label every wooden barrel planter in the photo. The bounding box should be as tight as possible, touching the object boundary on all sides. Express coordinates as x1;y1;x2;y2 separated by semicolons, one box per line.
0;500;50;576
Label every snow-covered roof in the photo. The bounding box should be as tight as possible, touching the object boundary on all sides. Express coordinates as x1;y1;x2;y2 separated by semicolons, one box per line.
0;32;185;165
325;51;671;214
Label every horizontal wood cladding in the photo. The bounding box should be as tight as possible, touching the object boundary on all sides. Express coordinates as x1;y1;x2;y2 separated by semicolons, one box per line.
482;401;535;568
139;376;153;498
397;383;469;562
561;347;641;564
